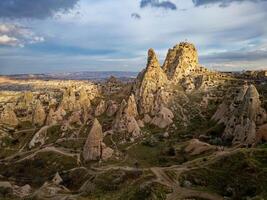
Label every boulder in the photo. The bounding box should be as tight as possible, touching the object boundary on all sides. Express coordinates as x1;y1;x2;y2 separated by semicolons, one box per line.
184;139;216;156
151;106;174;129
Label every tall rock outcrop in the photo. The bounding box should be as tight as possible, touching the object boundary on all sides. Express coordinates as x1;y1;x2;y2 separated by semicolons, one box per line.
113;96;141;138
163;42;199;82
135;49;168;114
83;118;103;161
0;104;19;127
78;88;91;121
124;94;138;118
32;100;46;126
212;84;266;145
83;118;113;161
59;87;78;112
95;100;107;117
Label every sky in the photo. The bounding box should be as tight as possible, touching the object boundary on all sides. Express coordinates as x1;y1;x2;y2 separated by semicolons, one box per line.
0;0;267;75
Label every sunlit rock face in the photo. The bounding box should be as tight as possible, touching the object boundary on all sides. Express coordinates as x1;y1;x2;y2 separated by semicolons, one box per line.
163;42;199;82
112;95;141;138
135;48;168;115
32;100;46;126
0;104;19;127
83;118;113;161
212;84;267;145
83;118;103;161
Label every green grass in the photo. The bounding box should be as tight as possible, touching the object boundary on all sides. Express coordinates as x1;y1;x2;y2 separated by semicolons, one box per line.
0;151;77;187
179;148;267;199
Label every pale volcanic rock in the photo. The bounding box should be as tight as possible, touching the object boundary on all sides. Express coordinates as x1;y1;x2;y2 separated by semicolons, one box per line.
256;124;267;143
124;94;139;118
32;100;46;126
95;99;107;117
113;99;141;137
59;87;78;112
184;139;216;156
126;116;141;138
163;42;199;82
106;100;118;117
143;114;152;124
135;48;168;114
212;84;267;145
68;111;82;126
78;88;91;121
151;106;174;129
101;143;114;160
29;125;50;148
52;172;63;185
46;107;66;125
83;118;103;161
0;104;19;127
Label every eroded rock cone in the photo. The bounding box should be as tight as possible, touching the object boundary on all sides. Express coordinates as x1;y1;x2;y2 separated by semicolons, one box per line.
113;98;141;138
32;100;46;126
106;100;118;117
83;118;103;161
212;84;267;145
135;48;168;114
163;42;199;82
95;99;107;117
59;87;78;112
124;94;138;118
79;88;91;121
46;107;66;125
0;104;19;127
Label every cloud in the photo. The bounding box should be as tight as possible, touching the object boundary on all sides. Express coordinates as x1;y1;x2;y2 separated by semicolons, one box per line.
192;0;267;7
131;13;141;19
140;0;177;10
0;0;79;19
0;24;44;47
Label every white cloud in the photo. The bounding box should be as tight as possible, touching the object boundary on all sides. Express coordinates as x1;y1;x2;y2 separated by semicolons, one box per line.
0;23;44;47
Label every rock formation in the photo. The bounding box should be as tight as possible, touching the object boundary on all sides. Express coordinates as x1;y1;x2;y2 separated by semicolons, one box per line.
46;107;66;125
124;94;138;118
78;88;91;121
32;100;46;126
59;87;78;112
184;139;216;156
106;100;118;117
83;118;113;161
113;97;141;138
29;125;50;148
163;42;199;82
151;106;174;129
135;48;168;114
0;104;19;127
95;100;107;117
212;84;267;145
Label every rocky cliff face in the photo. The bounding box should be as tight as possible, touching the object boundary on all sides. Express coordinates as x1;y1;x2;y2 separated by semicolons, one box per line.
135;48;168;115
83;118;103;161
0;104;19;127
212;84;267;145
163;42;199;82
83;118;113;161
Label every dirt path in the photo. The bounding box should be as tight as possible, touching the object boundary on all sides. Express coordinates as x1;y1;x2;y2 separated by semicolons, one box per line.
15;146;81;165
